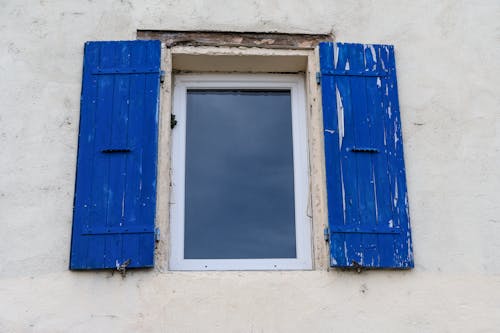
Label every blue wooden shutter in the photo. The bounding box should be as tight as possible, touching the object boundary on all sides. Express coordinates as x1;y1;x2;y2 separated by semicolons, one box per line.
319;42;413;269
70;40;161;269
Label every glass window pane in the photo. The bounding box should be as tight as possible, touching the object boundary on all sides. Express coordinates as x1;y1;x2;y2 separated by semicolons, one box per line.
184;90;296;259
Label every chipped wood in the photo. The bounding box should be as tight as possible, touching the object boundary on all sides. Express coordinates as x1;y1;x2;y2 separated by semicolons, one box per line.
137;30;333;49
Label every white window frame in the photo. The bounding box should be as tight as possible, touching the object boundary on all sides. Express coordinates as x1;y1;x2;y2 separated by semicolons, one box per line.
169;73;311;270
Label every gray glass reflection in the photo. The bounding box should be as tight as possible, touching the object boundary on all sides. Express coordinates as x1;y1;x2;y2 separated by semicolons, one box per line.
184;90;296;259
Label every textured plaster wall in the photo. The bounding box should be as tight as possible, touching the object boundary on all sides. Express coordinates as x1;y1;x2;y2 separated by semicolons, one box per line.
0;0;499;332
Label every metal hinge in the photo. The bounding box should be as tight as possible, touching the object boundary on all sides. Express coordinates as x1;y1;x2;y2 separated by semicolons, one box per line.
116;259;131;278
160;70;166;83
324;227;330;242
155;227;160;242
316;72;321;85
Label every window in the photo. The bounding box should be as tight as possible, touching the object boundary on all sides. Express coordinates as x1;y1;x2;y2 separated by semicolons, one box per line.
169;74;312;270
69;38;413;271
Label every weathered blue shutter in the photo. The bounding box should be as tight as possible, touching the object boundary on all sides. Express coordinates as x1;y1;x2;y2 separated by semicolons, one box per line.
70;40;161;269
320;42;413;269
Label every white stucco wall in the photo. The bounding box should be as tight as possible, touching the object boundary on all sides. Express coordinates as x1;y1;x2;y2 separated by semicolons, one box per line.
1;1;499;332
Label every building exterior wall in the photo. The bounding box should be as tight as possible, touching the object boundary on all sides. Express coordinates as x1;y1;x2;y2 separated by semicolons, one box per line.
1;1;499;332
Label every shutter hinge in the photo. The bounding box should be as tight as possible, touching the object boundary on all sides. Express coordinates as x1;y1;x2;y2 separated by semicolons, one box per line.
324;227;330;242
160;70;166;83
316;72;321;85
116;259;131;278
170;114;177;129
155;227;160;242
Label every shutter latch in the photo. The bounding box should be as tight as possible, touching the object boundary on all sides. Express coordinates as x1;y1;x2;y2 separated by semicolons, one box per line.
101;148;131;153
171;114;177;129
349;147;379;153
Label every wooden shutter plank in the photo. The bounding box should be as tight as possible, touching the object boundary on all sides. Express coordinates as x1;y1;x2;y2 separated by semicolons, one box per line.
355;46;378;266
95;70;116;269
365;61;391;266
85;47;114;269
360;45;381;266
130;42;160;267
319;43;347;267
72;43;97;268
124;75;144;227
336;74;363;265
125;41;147;231
373;45;398;267
386;45;413;266
108;42;132;235
349;43;379;266
106;73;130;268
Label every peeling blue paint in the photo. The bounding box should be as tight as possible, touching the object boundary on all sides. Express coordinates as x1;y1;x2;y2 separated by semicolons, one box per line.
320;42;413;269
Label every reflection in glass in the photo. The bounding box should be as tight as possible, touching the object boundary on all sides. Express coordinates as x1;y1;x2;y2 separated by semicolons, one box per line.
184;90;296;259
